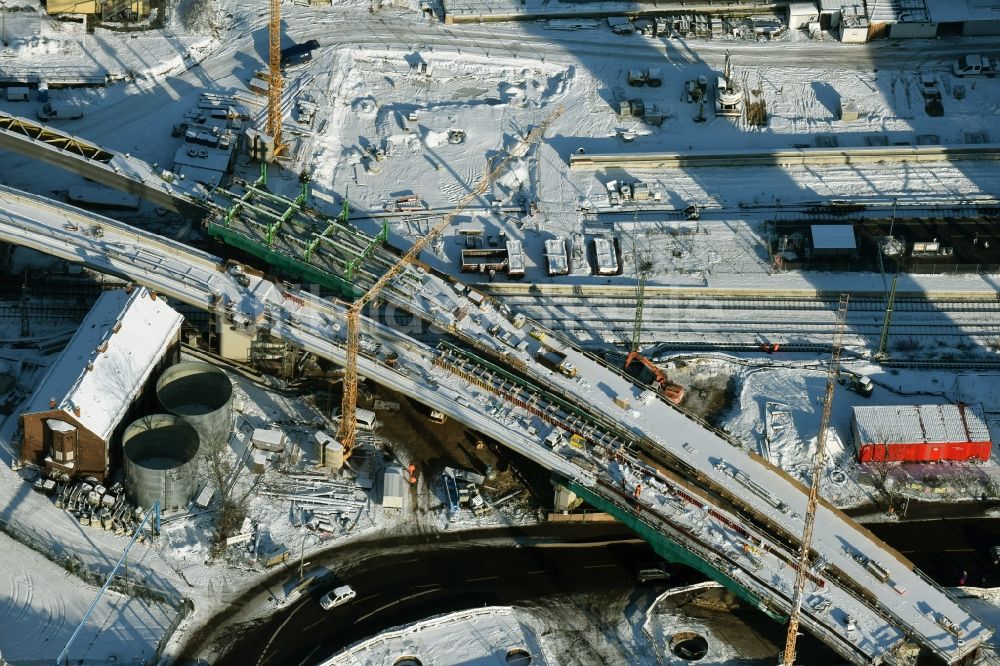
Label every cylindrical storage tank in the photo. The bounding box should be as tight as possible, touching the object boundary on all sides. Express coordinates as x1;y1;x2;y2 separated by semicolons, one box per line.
156;361;234;450
123;414;200;512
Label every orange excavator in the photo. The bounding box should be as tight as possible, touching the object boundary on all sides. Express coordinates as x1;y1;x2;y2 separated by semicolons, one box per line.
625;350;684;404
625;261;684;404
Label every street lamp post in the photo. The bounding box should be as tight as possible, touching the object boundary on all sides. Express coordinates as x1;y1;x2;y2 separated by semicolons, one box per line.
1;1;8;48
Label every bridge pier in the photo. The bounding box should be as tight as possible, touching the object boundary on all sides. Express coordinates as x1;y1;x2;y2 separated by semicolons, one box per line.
552;482;579;512
218;322;254;361
0;242;12;273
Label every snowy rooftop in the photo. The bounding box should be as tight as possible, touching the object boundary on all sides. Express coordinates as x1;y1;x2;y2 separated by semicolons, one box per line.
811;224;856;250
22;286;183;442
327;607;546;666
926;0;1000;23
853;404;992;446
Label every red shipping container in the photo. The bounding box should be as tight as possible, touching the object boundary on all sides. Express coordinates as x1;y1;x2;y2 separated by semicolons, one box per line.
853;404;992;464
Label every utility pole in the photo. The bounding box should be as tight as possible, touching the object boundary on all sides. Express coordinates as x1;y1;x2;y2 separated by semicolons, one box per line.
20;270;29;338
782;294;848;666
299;531;307;579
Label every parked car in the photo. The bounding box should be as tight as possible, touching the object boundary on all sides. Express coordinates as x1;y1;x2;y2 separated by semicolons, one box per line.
953;55;995;77
637;563;670;582
37;102;84;121
319;584;356;610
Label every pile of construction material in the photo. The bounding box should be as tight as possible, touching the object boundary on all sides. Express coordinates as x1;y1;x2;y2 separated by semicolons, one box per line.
442;467;493;520
260;472;368;535
47;477;148;536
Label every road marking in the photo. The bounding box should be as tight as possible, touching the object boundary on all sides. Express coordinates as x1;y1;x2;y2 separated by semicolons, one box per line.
301;616;328;632
257;602;308;666
584;564;616;570
354;588;439;624
465;575;500;582
526;569;547;575
296;643;323;666
413;583;438;589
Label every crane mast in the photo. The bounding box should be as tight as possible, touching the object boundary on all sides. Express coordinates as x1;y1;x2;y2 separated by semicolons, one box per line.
782;293;849;665
267;0;284;155
336;106;566;454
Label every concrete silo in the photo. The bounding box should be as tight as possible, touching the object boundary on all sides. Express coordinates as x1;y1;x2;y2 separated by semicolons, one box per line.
156;361;234;452
122;415;200;512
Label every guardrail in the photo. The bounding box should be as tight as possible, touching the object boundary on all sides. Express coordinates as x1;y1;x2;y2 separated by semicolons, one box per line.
569;143;1000;170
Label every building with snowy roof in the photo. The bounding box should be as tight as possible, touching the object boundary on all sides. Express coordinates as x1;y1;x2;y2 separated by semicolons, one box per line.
852;403;992;463
19;286;183;481
810;224;857;259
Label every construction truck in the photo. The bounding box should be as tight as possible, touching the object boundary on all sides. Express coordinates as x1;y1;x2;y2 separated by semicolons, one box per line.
838;372;873;397
715;52;743;118
536;349;578;378
627;68;663;87
625;351;684;404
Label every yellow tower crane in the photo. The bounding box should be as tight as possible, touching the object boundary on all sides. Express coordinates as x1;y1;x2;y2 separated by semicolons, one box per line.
267;0;284;155
782;293;849;665
335;105;565;454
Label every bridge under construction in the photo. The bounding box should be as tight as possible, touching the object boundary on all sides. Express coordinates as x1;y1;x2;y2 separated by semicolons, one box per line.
0;112;995;665
0;179;992;665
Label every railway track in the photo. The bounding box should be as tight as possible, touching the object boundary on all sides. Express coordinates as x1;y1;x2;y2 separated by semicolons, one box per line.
500;293;1000;349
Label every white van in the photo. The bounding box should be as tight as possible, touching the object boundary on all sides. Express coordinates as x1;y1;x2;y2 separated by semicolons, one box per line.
37;102;84;120
319;585;356;610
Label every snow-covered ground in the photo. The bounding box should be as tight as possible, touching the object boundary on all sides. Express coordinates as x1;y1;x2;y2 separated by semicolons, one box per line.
327;606;548;666
0;342;544;661
681;354;1000;509
0;530;173;663
1;0;1000;662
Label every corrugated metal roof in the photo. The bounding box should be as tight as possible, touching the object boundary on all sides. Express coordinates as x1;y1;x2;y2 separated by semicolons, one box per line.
926;0;1000;23
868;0;929;22
853;404;991;445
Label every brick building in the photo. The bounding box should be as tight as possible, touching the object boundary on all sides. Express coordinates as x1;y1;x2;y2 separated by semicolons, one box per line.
19;286;183;481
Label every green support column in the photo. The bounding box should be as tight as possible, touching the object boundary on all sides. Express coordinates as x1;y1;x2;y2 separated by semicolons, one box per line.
567;481;785;622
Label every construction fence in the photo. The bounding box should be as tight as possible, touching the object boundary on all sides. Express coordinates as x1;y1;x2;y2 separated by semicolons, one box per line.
0;511;190;659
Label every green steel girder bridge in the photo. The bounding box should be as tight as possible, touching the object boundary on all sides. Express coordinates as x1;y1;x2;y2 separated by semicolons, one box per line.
206;165;390;301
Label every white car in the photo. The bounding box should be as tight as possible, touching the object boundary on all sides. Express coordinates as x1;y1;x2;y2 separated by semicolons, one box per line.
319;585;356;610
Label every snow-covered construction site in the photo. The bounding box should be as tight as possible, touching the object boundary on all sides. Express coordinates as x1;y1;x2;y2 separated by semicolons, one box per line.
0;0;999;665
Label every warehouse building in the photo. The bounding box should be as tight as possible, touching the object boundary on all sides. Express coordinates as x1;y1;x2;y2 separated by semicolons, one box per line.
852;403;992;463
19;286;183;481
46;0;149;18
868;0;1000;38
